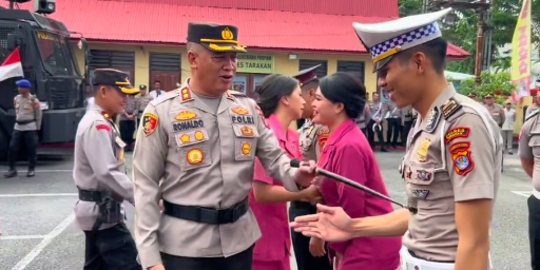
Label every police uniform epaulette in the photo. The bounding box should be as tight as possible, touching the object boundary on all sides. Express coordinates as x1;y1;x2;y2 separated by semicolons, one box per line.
228;90;246;97
525;110;540;122
441;97;462;120
150;91;179;106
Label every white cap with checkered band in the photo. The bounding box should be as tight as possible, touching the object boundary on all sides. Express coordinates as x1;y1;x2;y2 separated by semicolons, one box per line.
352;8;452;73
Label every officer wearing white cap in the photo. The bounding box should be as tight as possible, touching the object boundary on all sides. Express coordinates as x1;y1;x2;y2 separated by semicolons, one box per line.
73;68;141;270
4;79;42;178
290;8;500;270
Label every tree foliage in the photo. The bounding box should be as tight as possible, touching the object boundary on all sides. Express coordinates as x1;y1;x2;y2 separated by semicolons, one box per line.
459;72;515;104
398;0;539;74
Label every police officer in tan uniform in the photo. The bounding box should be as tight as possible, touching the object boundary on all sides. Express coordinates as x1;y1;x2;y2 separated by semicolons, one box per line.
519;108;540;270
290;9;500;270
132;22;317;270
484;94;505;128
4;79;42;178
73;68;141;270
290;65;333;270
119;86;139;150
136;84;153;128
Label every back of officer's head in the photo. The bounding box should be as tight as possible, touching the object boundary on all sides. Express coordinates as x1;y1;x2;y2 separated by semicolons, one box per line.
316;72;366;125
378;37;448;108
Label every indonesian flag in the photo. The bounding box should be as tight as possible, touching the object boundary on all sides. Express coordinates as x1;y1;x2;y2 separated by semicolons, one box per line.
0;47;23;82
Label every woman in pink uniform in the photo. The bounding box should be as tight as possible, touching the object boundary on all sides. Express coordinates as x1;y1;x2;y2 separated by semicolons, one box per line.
250;74;321;270
312;72;401;270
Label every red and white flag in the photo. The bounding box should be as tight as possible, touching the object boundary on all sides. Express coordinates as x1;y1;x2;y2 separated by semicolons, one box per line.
0;47;23;82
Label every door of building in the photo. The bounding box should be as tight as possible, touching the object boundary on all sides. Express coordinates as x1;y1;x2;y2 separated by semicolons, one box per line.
149;53;181;91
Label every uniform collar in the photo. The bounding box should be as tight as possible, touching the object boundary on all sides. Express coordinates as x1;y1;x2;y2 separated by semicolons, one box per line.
415;83;456;133
180;78;235;115
91;104;113;121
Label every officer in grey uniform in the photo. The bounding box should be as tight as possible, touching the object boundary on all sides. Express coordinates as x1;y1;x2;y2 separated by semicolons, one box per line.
484;94;505;128
290;65;333;270
132;22;316;270
367;92;388;151
401;105;414;145
119;88;139;150
4;79;42;178
519;109;540;270
354;104;371;135
73;68;141;270
385;99;402;148
291;8;500;270
136;84;153;128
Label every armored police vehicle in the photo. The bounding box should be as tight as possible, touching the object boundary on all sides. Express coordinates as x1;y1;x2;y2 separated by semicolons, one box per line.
0;3;86;159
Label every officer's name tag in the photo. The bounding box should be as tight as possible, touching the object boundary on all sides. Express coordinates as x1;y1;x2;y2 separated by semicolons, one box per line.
115;137;126;148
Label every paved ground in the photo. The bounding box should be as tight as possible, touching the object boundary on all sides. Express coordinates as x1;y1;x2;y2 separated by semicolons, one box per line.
0;150;533;270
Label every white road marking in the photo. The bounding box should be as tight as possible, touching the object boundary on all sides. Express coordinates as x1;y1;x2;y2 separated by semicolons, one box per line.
1;235;46;240
511;191;532;198
0;169;72;173
11;213;74;270
0;193;78;198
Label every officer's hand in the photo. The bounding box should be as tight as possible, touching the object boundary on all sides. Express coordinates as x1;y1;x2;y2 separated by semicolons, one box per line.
290;204;354;243
309;237;326;257
295;160;317;187
148;264;165;270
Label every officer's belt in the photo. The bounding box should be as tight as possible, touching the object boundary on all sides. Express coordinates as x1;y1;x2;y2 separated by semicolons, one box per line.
16;120;35;125
162;198;249;225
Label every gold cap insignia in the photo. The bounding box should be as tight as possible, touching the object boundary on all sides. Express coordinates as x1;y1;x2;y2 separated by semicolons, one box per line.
222;27;234;40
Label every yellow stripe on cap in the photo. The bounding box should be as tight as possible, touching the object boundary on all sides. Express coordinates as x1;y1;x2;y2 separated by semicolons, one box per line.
121;87;140;95
200;39;239;45
208;44;247;53
115;81;131;86
372;46;402;63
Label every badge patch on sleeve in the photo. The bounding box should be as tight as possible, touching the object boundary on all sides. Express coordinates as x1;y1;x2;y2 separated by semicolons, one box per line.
444;127;470;144
318;136;328;150
451;148;475;176
142;113;158;137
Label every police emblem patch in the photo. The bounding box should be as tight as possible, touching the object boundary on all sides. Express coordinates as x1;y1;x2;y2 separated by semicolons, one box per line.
186;149;204;165
194;131;205;141
241;126;254;137
448;142;470;153
142;113;158;137
444;127;470;144
452;150;475;176
318;136;328;150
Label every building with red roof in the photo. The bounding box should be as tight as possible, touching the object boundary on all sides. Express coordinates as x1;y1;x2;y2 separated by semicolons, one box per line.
2;0;469;94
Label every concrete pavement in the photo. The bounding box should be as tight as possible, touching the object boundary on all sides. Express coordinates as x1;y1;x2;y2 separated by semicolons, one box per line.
0;151;533;270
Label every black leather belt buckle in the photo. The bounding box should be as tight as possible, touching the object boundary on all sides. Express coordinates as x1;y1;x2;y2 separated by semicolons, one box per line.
198;207;220;225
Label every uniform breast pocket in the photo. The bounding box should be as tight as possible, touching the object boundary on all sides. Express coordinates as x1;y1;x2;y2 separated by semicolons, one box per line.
529;136;540;157
407;166;450;212
174;129;212;171
232;124;259;161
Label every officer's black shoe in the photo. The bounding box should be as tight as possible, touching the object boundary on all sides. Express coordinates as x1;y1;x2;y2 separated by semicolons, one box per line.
4;170;17;178
27;170;35;177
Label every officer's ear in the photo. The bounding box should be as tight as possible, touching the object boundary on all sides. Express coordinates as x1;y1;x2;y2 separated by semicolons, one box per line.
334;102;345;115
95;85;108;98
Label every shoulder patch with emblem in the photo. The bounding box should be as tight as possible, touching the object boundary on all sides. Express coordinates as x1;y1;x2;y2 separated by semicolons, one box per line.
451;143;475;176
95;124;110;132
142;113;158;136
441;97;462;120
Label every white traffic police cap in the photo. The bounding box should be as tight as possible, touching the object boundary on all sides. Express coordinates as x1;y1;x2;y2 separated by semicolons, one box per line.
352;8;452;72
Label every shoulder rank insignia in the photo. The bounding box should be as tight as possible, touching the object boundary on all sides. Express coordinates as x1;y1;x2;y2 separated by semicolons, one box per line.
525;110;540;122
180;87;193;102
424;107;440;133
142;113;158;136
441;97;462;120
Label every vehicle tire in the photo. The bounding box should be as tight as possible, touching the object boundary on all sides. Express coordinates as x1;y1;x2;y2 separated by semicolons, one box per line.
0;128;9;161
